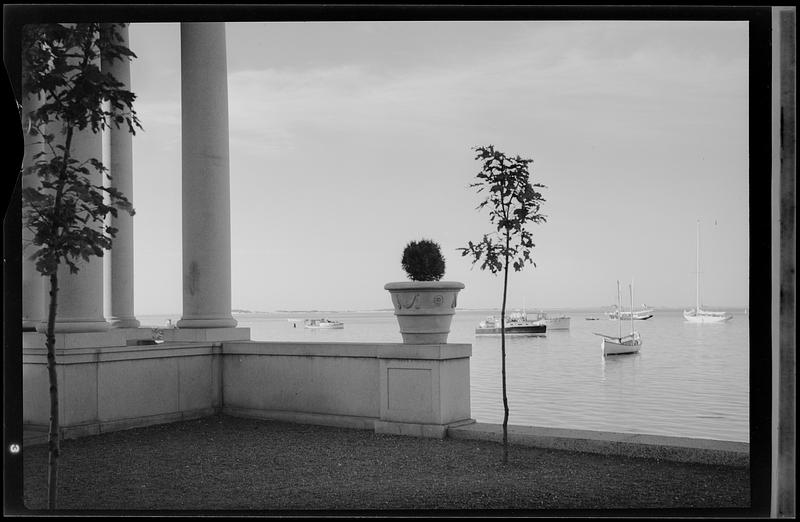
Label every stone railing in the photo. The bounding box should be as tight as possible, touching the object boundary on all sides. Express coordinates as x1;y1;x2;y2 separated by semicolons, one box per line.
22;333;474;440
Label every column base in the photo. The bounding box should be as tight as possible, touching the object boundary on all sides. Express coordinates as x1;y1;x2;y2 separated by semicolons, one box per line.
35;319;110;334
177;317;238;329
163;327;250;343
22;321;39;332
109;326;251;343
109;317;141;329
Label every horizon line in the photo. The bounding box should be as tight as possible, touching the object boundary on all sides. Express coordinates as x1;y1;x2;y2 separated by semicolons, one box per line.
135;304;750;316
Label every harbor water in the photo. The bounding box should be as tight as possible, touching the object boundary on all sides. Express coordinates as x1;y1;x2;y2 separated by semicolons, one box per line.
139;309;749;443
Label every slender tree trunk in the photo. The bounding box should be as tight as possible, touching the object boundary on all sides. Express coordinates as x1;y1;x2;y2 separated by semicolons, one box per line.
45;271;60;509
501;244;510;464
43;115;71;511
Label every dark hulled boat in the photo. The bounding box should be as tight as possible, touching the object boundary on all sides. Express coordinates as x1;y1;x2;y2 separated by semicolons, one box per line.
475;312;546;335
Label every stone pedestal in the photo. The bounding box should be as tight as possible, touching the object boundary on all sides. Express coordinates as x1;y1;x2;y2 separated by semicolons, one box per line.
375;343;474;438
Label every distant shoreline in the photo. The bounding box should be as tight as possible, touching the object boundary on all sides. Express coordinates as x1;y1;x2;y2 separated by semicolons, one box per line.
140;306;749;317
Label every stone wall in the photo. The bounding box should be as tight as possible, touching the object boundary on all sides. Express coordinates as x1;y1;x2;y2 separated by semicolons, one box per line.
221;341;474;437
23;334;222;439
22;335;474;440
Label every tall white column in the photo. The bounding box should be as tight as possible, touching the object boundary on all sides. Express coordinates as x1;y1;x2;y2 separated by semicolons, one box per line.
21;88;45;330
37;125;110;333
102;23;139;329
177;22;237;329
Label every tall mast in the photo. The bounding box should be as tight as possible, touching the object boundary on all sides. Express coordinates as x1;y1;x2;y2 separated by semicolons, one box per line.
616;280;622;338
696;219;700;313
630;280;635;334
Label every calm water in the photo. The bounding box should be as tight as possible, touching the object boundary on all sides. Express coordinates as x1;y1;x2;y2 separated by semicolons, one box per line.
140;309;749;443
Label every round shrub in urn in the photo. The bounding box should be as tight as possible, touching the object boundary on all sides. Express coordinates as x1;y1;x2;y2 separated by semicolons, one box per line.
385;239;464;344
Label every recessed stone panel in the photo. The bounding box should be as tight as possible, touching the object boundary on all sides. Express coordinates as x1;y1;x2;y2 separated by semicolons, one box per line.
387;368;432;413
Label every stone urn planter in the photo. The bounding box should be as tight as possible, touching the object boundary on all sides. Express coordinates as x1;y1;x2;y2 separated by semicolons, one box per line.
387;239;464;344
385;281;465;344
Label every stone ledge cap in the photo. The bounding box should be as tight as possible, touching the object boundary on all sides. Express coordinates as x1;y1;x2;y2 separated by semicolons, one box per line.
23;330;127;349
377;343;471;360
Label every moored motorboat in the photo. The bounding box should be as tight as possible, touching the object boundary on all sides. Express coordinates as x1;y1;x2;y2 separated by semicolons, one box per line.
475;312;546;335
606;306;654;320
532;311;571;330
304;318;345;329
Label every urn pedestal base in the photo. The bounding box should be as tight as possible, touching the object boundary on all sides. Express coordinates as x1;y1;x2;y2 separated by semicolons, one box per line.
377;342;473;438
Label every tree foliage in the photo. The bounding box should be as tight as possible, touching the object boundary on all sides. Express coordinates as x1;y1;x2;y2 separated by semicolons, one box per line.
401;238;446;281
21;22;141;277
459;145;547;274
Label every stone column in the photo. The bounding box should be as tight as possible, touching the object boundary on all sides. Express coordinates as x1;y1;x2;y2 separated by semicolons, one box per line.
177;22;237;329
37;125;110;333
102;23;140;329
21;88;44;330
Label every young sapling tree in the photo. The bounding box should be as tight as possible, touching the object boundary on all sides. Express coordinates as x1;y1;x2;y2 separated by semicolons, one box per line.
20;22;141;508
458;144;546;463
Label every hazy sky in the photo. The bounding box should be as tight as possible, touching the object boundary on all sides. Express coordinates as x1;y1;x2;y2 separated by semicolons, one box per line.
127;21;749;314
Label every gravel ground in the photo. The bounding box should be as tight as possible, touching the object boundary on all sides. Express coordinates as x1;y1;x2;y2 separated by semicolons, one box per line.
21;414;750;514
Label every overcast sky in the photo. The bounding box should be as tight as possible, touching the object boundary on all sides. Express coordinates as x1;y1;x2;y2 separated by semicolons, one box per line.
127;20;749;314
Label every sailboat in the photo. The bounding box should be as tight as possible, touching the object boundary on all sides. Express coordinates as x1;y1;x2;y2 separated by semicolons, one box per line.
683;220;733;323
595;280;642;356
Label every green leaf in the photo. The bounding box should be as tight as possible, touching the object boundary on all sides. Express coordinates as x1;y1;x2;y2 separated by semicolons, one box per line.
21;22;141;279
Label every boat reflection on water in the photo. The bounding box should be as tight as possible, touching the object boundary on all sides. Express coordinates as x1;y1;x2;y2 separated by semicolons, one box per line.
601;349;642;383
